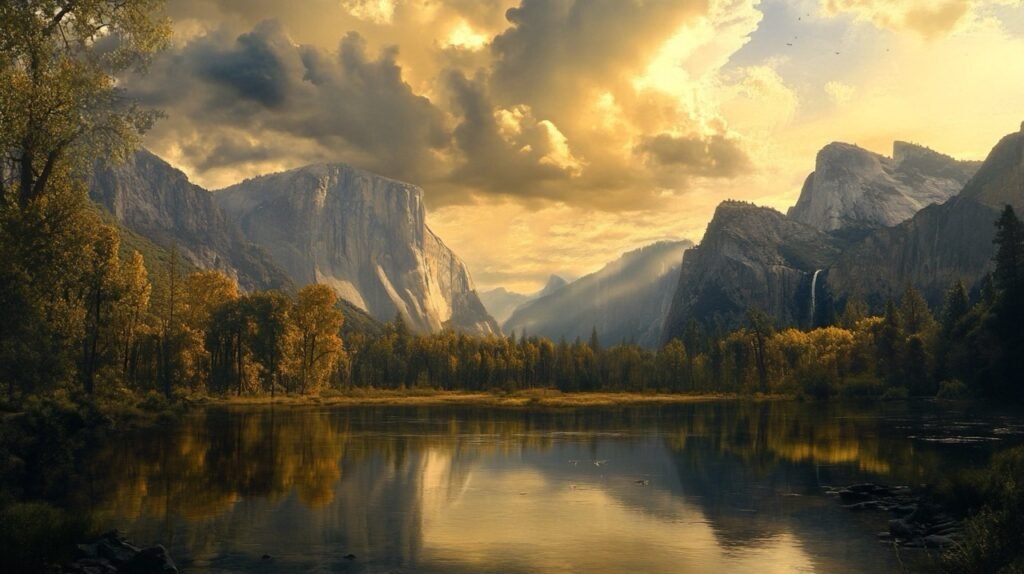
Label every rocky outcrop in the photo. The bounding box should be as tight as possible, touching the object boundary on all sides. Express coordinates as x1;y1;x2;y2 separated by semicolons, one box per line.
90;151;292;292
788;141;978;235
215;164;498;335
662;203;845;340
827;131;1024;309
504;240;692;347
479;275;568;325
64;530;177;573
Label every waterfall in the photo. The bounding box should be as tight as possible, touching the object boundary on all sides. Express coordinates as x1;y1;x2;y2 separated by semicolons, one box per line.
810;269;822;325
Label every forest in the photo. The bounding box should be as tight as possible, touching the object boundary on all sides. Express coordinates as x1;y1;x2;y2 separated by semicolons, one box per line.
4;206;1024;404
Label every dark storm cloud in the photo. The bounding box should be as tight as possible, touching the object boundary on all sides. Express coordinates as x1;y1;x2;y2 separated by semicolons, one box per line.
126;20;450;185
635;133;750;177
446;71;575;196
132;0;756;208
199;21;291;108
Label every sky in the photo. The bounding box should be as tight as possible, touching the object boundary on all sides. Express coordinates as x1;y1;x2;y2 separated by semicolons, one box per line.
132;0;1024;293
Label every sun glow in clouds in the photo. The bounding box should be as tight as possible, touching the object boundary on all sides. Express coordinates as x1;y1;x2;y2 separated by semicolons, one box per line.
140;0;1024;292
446;19;490;50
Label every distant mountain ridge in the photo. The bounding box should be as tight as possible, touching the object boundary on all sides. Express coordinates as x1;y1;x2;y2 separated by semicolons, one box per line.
505;240;692;348
479;275;568;325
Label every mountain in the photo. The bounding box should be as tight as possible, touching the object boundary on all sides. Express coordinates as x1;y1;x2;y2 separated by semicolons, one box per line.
504;240;692;348
214;164;499;335
662;202;846;341
825;129;1024;309
787;141;978;235
479;275;568;325
90;150;292;291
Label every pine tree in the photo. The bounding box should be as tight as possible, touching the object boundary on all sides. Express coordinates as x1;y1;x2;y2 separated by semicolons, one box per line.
940;279;970;336
993;205;1024;296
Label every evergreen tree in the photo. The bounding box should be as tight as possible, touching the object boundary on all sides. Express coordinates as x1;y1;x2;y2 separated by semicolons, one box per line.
940;279;970;336
993;205;1024;295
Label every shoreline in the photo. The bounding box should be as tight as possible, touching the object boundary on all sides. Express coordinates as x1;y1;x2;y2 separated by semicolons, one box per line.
188;390;779;408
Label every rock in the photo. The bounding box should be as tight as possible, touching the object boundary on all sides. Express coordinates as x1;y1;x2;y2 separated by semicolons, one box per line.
924;535;955;548
843;501;881;511
344;554;357;560
788;141;977;234
65;535;177;574
838;489;872;503
121;545;177;574
889;518;918;539
829;131;1024;311
893;504;917;517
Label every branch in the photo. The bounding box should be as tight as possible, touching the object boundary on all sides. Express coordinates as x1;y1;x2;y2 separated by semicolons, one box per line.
44;1;76;35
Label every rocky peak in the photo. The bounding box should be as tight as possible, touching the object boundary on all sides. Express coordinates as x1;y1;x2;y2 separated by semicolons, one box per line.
662;202;844;339
539;274;569;297
89;150;292;292
788;141;977;234
958;131;1024;211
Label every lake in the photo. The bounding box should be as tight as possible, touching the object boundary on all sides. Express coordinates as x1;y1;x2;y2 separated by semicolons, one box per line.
72;400;1024;573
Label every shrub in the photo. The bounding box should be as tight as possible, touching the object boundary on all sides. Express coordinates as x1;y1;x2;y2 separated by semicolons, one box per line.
943;447;1024;573
937;379;972;400
880;386;909;401
838;375;884;399
0;501;94;572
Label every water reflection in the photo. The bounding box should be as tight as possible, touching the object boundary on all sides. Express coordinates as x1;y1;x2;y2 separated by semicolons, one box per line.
74;402;1023;573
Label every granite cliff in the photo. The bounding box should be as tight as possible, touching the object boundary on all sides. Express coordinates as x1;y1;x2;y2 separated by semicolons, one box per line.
90;151;291;291
662;202;846;341
788;141;978;235
215;164;498;335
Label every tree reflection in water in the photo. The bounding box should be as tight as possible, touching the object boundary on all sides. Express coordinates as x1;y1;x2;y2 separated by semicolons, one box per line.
74;402;1021;573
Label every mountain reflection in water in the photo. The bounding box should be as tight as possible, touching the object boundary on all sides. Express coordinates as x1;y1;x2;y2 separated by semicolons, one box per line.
73;401;1024;573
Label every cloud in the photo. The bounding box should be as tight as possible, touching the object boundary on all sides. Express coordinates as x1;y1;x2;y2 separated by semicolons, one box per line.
818;0;1020;38
635;133;749;177
340;0;397;24
824;80;855;104
126;21;450;187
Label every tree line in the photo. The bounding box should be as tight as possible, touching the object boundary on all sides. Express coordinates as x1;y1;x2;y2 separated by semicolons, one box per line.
3;204;1024;402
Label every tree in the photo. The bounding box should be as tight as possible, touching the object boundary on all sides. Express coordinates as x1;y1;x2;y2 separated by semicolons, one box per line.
112;250;151;381
0;0;170;208
992;205;1024;296
247;292;294;397
876;299;903;384
940;279;970;336
0;0;168;399
80;224;122;393
840;296;868;329
293;285;344;394
900;285;936;336
746;308;774;393
180;270;238;389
